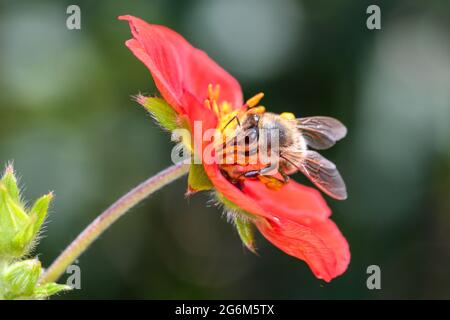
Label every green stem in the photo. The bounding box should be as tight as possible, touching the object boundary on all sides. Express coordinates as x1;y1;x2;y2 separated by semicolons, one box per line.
40;162;189;284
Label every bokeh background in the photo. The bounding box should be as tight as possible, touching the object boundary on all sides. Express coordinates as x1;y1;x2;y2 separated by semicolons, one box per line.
0;0;449;299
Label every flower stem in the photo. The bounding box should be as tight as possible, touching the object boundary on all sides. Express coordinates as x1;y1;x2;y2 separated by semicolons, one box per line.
40;162;189;284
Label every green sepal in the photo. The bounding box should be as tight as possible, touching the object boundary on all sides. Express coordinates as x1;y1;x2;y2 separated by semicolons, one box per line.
215;192;261;253
187;164;214;193
234;215;256;253
215;192;256;220
33;283;72;299
1;164;20;203
29;193;53;236
138;96;180;131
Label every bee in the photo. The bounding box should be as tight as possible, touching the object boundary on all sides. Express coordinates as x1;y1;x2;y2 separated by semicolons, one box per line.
218;105;348;200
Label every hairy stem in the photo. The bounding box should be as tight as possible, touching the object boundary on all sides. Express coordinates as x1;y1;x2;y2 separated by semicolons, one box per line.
40;162;189;284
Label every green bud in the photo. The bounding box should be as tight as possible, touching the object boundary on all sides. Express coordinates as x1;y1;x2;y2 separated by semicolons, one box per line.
0;164;68;300
2;259;41;299
0;258;70;299
0;165;53;259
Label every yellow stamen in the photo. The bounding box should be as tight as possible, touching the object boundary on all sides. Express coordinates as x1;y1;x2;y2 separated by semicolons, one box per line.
208;83;214;100
213;84;220;101
280;112;296;120
247;106;266;115
246;92;264;108
208;83;220;102
212;99;220;115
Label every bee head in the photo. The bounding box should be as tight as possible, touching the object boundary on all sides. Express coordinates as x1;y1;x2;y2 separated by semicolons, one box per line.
242;113;260;130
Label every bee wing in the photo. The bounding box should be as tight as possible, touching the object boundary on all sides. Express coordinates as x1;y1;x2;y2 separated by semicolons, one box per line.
281;150;347;200
297;116;347;150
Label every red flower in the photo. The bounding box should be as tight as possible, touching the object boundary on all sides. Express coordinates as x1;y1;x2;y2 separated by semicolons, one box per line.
120;15;350;282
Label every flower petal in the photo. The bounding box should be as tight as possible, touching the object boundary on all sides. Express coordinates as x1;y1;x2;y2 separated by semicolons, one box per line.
203;162;331;222
241;179;331;220
123;37;184;113
203;163;271;218
119;15;243;112
202;163;349;281
256;216;350;282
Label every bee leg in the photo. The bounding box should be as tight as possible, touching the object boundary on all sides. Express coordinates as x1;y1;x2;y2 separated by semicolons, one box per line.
223;115;241;130
240;166;286;190
242;170;260;178
279;170;290;183
241;165;276;178
258;175;285;190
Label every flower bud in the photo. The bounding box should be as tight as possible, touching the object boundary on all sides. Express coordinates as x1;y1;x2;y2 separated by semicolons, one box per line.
2;259;42;299
0;164;53;259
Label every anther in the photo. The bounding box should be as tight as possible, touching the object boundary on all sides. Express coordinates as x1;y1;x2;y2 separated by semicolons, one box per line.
246;92;264;108
208;84;214;100
213;84;220;101
212;100;220;115
208;83;221;101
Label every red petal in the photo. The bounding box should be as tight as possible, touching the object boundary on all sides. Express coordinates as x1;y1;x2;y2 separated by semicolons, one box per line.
256;216;350;282
241;179;331;220
183;91;217;131
202;163;349;281
203;162;331;222
124;38;184;113
203;164;268;215
119;15;243;113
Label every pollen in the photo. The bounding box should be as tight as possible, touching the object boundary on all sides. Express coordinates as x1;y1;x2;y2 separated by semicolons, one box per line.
246;92;264;108
205;84;232;120
205;84;238;131
280;112;296;120
204;85;267;135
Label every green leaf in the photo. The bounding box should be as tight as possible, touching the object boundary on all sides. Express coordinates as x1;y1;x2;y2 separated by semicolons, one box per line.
188;164;214;192
139;96;179;131
234;216;256;253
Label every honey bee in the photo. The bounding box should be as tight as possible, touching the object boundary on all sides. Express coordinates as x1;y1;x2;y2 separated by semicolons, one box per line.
219;105;348;200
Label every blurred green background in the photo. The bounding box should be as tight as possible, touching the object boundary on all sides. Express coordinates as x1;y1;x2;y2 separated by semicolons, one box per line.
0;0;449;299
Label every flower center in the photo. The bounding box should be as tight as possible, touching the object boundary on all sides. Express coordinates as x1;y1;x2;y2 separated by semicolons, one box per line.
203;84;287;190
203;83;265;133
